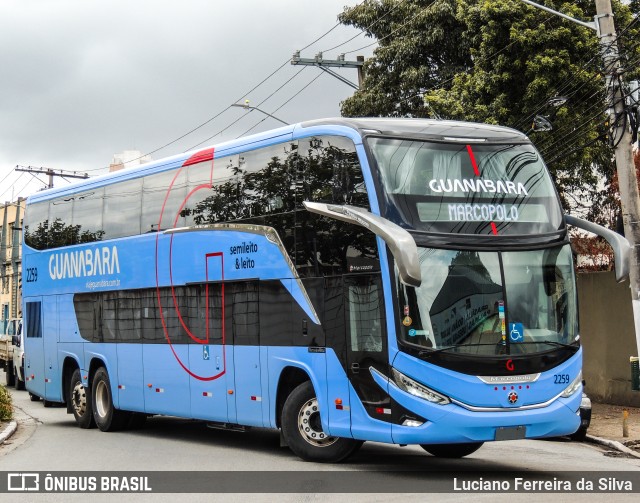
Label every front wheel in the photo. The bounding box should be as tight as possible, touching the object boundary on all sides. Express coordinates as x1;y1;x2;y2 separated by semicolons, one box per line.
281;381;362;462
420;442;484;458
69;368;95;428
92;367;129;432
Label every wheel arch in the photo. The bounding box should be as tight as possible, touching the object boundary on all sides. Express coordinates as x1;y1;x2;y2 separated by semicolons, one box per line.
275;366;311;429
62;356;81;413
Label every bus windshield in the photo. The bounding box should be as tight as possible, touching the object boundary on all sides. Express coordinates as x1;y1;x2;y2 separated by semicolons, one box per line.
396;244;578;356
368;137;563;235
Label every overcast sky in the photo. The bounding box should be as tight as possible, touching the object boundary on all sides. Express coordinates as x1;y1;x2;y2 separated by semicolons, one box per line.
0;0;374;201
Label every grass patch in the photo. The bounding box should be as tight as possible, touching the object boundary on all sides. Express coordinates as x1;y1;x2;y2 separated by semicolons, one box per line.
0;384;12;421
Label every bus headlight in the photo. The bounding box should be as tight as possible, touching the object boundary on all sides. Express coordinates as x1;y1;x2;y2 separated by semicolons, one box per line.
560;372;583;398
391;368;450;405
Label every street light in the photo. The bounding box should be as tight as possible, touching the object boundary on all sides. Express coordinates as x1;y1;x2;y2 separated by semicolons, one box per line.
231;102;289;125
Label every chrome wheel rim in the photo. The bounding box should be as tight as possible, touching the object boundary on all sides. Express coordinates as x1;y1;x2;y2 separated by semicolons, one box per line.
72;381;87;417
297;397;338;447
95;380;109;419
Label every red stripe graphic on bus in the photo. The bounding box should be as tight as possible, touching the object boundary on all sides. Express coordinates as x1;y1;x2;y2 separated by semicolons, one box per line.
466;144;498;235
155;147;226;381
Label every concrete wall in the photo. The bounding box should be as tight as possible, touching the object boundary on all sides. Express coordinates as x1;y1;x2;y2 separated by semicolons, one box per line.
577;271;640;407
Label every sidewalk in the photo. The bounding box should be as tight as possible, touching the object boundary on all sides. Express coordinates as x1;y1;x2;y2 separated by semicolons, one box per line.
587;401;640;455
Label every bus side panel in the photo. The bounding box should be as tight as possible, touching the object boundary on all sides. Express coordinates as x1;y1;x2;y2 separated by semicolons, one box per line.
231;345;264;427
189;343;228;422
324;348;352;438
116;343;144;413
24;297;45;399
42;297;62;402
143;344;191;416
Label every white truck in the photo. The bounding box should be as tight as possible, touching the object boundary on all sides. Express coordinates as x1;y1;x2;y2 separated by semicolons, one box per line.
0;318;23;389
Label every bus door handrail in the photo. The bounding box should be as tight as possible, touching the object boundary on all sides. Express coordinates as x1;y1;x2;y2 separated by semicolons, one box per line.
303;201;422;287
565;214;631;282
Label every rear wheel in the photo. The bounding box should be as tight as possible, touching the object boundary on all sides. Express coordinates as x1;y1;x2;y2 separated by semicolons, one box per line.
5;361;15;386
69;368;95;428
420;442;484;458
14;367;25;390
281;381;362;462
92;367;129;432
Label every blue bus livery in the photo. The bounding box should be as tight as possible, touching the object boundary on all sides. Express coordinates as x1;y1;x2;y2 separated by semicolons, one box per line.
22;118;630;462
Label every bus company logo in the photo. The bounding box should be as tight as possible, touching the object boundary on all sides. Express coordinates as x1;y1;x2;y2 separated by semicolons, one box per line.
428;178;530;196
48;246;120;281
505;359;515;372
507;391;518;404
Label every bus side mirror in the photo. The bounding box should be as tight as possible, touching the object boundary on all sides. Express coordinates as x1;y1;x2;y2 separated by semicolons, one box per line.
565;214;631;283
303;201;422;287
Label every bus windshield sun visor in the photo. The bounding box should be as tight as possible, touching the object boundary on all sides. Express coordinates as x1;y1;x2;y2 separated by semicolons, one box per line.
303;201;422;287
565;215;631;283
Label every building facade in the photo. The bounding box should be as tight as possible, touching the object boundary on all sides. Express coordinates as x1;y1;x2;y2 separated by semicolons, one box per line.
0;198;25;334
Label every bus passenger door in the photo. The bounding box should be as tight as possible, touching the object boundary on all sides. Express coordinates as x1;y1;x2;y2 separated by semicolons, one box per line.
344;274;392;442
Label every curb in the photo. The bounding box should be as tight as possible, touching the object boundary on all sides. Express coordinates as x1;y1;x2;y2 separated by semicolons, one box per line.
585;434;640;459
0;421;17;445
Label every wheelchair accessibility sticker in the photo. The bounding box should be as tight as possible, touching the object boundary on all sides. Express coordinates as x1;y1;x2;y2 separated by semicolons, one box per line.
509;323;524;343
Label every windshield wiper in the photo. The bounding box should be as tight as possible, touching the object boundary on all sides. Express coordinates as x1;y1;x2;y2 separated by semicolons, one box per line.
538;340;579;350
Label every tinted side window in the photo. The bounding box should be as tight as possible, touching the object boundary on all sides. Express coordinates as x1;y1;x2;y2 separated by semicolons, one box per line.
141;169;187;233
72;188;105;244
24;202;50;250
103;178;142;240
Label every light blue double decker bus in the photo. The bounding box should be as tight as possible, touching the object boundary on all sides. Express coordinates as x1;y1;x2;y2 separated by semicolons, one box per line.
22;118;629;462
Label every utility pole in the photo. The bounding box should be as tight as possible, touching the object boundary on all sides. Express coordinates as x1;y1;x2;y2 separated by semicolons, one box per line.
520;0;640;358
291;51;364;90
595;0;640;360
14;165;89;189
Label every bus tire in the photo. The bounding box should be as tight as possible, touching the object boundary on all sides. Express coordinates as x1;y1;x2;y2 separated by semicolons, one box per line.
92;367;128;432
420;442;483;458
281;381;362;463
69;368;95;428
5;361;15;387
14;367;25;390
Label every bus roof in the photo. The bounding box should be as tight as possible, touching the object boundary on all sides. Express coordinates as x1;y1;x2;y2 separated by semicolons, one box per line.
26;117;529;204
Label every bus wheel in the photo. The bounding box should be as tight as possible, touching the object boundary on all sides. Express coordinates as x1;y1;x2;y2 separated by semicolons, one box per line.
92;367;129;432
70;369;95;429
281;381;362;462
14;367;25;390
5;361;15;387
420;442;483;458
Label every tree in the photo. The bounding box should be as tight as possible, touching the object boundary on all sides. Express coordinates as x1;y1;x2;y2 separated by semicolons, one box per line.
339;0;640;226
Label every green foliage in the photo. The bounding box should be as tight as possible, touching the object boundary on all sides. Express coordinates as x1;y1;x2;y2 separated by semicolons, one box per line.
339;0;640;226
0;384;12;421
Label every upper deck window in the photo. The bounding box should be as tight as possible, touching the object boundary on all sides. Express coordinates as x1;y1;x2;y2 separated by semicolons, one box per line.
368;138;563;236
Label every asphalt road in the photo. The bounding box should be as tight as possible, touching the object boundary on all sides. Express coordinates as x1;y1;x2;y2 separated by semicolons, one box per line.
1;371;640;502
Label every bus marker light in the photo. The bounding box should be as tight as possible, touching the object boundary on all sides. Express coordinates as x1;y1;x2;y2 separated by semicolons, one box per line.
202;392;212;397
228;390;234;395
118;385;125;390
335;398;342;405
45;378;51;383
147;384;152;388
155;388;164;393
251;396;262;401
376;407;391;415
